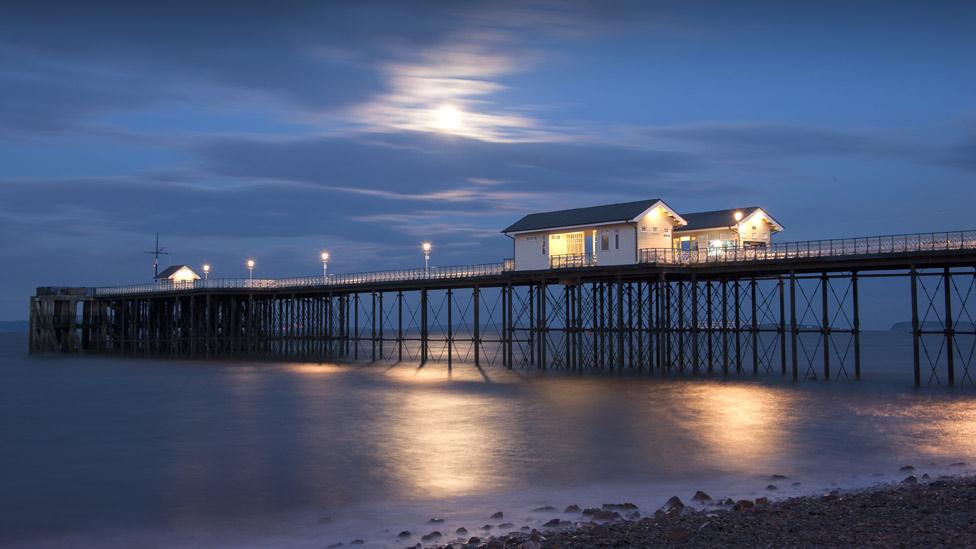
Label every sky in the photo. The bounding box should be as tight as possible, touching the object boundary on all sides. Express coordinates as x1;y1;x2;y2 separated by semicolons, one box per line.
1;1;975;321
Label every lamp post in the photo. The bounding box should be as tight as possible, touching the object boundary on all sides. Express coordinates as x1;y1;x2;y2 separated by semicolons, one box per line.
422;241;432;275
321;251;330;279
202;264;210;281
246;259;255;280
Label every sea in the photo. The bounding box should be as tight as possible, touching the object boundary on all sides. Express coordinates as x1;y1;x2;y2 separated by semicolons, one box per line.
2;331;975;548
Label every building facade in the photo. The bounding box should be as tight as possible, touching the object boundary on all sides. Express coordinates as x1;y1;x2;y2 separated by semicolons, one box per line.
503;200;783;271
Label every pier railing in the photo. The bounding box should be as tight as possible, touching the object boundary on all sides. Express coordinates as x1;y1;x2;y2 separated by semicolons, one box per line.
94;261;511;297
92;230;976;296
638;230;976;265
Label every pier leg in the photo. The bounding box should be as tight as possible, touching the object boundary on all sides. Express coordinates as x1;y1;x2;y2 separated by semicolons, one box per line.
790;271;799;381
636;282;644;371
734;280;742;373
539;281;547;370
678;281;685;374
751;278;759;376
691;276;699;374
506;284;514;369
944;266;955;386
706;281;714;373
420;289;428;365
371;292;377;362
722;279;729;375
821;272;830;381
564;284;572;370
852;272;861;380
473;286;480;368
911;266;921;386
447;288;453;370
378;292;384;361
397;291;403;362
616;279;624;371
779;277;787;375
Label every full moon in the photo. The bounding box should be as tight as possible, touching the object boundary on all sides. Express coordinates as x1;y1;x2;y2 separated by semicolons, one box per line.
433;105;462;131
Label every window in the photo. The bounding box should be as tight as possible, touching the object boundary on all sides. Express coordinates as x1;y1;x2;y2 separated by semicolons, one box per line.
542;239;546;255
614;233;619;249
600;234;609;251
652;226;659;233
664;228;670;236
641;225;647;233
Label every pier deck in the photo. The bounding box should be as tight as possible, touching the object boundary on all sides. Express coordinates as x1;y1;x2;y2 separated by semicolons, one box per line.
30;230;976;387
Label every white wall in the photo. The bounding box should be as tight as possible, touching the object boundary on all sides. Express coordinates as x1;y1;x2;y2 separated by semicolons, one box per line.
513;232;550;270
738;210;774;244
635;207;676;250
594;223;636;266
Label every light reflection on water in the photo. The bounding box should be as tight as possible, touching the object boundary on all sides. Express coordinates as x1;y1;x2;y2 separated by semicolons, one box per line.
2;332;975;548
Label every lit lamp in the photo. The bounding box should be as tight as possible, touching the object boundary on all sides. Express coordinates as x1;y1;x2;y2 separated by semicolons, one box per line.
320;251;330;278
202;264;210;281
422;241;432;273
246;259;255;280
734;210;744;222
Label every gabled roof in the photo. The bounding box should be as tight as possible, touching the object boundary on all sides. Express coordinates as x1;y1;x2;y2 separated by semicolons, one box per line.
674;207;784;232
155;265;197;279
502;199;681;234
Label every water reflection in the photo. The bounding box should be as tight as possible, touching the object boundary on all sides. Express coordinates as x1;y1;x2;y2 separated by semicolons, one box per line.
675;383;794;467
372;384;509;498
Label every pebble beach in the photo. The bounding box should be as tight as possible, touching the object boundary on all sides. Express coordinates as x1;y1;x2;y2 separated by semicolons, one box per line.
419;474;976;548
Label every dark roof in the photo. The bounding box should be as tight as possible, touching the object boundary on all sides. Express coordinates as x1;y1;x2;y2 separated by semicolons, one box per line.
155;265;193;279
502;199;664;234
675;207;763;232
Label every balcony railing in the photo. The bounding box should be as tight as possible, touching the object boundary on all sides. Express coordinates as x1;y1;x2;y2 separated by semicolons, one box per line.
550;253;597;269
640;230;976;264
94;261;512;297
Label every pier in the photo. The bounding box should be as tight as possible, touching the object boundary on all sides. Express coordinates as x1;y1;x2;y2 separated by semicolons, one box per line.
30;230;976;387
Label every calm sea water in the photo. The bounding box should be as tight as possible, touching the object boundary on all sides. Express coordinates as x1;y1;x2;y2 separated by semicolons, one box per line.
2;332;975;548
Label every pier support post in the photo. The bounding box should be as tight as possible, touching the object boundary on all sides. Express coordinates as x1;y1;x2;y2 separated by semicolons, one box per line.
691;275;699;374
790;271;799;381
473;286;480;368
751;278;758;376
397;291;403;362
852;272;861;380
420;289;428;365
706;280;714;373
944;266;955;385
447;288;453;370
734;279;742;373
505;283;514;369
779;277;787;375
821;272;830;381
911;266;921;386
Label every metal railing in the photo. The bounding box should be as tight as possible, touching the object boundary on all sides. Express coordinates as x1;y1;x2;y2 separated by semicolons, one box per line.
94;261;512;297
550;253;597;269
640;230;976;265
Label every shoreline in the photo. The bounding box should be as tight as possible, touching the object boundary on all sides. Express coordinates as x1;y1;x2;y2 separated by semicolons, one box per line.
426;474;976;548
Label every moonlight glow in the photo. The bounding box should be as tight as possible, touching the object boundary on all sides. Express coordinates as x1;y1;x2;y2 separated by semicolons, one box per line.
433;105;462;131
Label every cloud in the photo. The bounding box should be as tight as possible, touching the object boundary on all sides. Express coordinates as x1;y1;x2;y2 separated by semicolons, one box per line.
643;123;914;158
194;131;701;197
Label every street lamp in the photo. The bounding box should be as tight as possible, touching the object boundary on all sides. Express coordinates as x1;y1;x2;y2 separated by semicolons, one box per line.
320;251;330;279
422;241;432;273
202;264;210;281
734;210;744;222
246;259;255;280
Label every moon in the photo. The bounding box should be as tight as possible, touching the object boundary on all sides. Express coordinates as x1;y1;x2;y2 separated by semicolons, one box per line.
433;105;462;131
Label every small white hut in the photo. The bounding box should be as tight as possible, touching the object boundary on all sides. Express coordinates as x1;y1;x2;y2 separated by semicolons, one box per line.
155;265;201;284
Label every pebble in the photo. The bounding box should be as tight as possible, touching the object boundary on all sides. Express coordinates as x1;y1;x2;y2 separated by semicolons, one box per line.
420;531;442;542
481;524;493;530
900;465;915;472
564;504;581;513
532;506;556;512
692;490;712;502
903;475;918;484
490;511;504;519
397;531;411;538
766;484;778;491
602;502;638;510
499;522;514;529
428;518;445;524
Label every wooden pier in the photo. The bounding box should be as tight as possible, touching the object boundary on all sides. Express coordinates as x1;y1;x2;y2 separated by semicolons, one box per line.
29;231;976;386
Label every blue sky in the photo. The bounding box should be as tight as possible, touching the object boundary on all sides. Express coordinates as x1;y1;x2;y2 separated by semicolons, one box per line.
1;1;975;321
